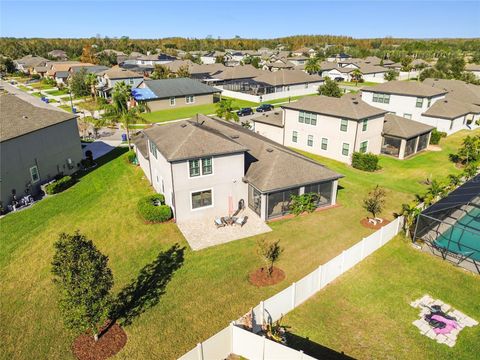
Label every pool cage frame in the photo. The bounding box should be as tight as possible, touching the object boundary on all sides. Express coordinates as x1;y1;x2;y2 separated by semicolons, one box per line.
413;174;480;274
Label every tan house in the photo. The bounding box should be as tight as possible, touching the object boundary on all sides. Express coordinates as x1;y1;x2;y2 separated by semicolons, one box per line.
133;78;220;112
96;66;144;98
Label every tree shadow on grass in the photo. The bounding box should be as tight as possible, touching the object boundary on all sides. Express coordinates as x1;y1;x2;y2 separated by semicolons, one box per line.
286;332;356;360
74;147;128;181
111;243;185;326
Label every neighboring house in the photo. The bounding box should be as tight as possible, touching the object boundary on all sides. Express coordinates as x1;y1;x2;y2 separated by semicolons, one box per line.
190;63;227;81
132;78;220;111
200;51;225;65
361;80;480;135
326;53;352;62
262;59;295;72
321;60;389;83
249;69;323;96
292;47;317;57
47;50;68;61
45;61;95;84
465;63;480;79
287;56;310;66
133;114;342;222
70;65;109;76
0;85;83;206
96;49;127;63
211;64;265;86
96;66;144;98
14;55;48;74
250;111;285;144
381;113;434;159
135;53;177;66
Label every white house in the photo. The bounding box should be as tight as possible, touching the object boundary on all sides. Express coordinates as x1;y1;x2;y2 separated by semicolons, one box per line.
134;53;176;66
133;115;342;222
465;64;480;79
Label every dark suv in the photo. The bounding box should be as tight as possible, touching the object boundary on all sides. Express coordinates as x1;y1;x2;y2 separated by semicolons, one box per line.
256;104;274;112
237;107;254;116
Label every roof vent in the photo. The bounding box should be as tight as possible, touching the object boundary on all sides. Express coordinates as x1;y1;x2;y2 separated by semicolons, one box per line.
231;134;239;139
266;148;274;153
180;123;187;128
353;101;359;104
444;100;448;103
22;115;28;119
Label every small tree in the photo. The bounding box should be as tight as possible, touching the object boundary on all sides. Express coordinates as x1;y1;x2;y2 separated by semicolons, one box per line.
384;69;398;81
318;77;342;98
51;232;113;342
69;68;90;97
215;98;239;121
362;185;386;219
176;65;190;78
151;64;172;79
290;193;318;215
351;69;363;85
256;238;283;277
401;202;420;239
305;57;320;74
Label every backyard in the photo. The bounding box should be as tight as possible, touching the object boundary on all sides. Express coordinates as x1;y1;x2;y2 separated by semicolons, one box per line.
0;129;477;360
284;235;480;360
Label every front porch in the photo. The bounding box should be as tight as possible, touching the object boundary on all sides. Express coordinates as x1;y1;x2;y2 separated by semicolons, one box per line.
176;207;272;251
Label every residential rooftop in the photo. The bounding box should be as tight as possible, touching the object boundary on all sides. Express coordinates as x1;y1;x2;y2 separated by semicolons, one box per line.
282;94;387;120
422;78;480;106
363;80;448;97
251;111;284;128
98;66;143;79
422;96;480;119
137;78;219;100
383;113;434;139
253;69;322;86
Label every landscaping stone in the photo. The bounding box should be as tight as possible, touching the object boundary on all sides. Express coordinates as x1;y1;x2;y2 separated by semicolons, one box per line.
410;294;478;347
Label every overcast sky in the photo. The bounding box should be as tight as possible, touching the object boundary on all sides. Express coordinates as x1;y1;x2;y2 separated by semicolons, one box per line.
1;1;479;39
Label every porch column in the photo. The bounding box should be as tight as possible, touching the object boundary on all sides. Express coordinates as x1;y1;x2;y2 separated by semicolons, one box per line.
331;180;339;206
399;139;407;160
260;193;268;221
413;136;420;154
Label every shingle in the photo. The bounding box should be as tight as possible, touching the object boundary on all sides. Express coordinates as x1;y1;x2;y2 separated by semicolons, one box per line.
253;69;322;86
252;111;284;128
363;80;448;97
422;96;480;119
98;66;143;79
282;94;387;120
383;113;434;139
142;78;219;99
422;78;480;106
214;65;264;80
0;89;76;142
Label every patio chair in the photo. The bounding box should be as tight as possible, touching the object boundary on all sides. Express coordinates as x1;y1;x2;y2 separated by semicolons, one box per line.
368;218;377;226
234;216;248;227
214;217;226;228
374;217;383;224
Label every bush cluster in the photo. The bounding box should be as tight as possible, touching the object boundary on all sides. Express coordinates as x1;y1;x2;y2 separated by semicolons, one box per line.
45;176;75;195
352;152;381;172
126;150;137;164
137;194;172;223
430;129;447;145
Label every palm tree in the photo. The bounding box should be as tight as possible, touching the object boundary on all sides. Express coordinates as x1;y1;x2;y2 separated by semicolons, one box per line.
85;73;98;101
351;69;363;86
447;174;462;190
424;180;446;205
215;98;239;122
304;58;320;75
101;81;146;149
401;203;421;239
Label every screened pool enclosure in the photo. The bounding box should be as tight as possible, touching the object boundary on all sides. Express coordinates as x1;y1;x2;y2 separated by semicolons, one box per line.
413;174;480;273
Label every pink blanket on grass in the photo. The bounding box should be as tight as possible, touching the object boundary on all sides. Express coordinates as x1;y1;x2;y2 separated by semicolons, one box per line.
432;315;458;334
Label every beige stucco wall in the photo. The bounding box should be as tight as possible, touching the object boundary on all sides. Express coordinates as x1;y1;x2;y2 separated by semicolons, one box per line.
283;108;384;164
146;94;214;112
253;122;284;144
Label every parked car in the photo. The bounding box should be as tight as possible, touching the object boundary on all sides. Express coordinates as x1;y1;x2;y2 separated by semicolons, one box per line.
256;104;274;112
237;107;254;117
334;77;344;82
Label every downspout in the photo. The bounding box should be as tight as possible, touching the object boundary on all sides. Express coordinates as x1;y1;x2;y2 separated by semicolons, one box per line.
353;119;360;155
170;162;177;221
281;109;286;145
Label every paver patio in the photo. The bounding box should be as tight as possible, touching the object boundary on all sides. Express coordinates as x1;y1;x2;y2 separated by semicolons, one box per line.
177;208;272;250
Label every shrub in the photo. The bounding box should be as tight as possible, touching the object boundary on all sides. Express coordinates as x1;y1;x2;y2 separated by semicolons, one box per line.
137;194;172;223
126;150;137;164
430;129;447;145
352;152;381;172
290;193;318;215
45;176;75;195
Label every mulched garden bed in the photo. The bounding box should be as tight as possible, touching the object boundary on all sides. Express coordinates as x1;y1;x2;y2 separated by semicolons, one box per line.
360;218;391;230
72;322;127;360
249;267;285;287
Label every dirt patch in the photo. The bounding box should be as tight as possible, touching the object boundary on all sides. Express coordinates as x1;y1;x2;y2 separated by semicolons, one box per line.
360;218;391;230
72;322;127;360
427;144;442;152
249;267;285;287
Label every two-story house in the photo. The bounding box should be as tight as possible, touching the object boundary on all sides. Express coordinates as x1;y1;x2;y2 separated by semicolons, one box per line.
133;114;342;222
96;66;144;98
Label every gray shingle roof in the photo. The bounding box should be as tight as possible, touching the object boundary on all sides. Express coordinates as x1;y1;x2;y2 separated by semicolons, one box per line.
98;66;143;79
283;94;387;121
422;96;480;119
253;69;322;86
0;90;76;142
383;113;434;139
363;80;448;97
422;78;480;106
143;78;219;99
214;65;264;80
252;111;284;128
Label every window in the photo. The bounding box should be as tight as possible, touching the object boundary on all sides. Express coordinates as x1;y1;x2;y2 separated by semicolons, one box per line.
307;135;313;147
305;83;309;88
359;141;368;153
170;97;175;106
403;113;412;119
416;97;423;108
384;94;390;104
129;79;134;85
340;119;348;132
186;95;195;104
342;143;350;156
189;159;200;177
191;189;212;209
298;111;317;125
292;131;298;143
149;140;158;159
189;157;212;177
321;138;328;150
372;93;390;104
427;98;431;107
30;165;40;183
362;119;368;131
201;157;212;175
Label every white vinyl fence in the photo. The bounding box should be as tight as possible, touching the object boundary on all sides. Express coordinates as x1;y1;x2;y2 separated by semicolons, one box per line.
179;217;404;360
218;87;319;103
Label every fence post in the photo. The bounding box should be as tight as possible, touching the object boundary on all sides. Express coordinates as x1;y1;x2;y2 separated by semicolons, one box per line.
396;216;402;235
262;335;266;360
196;343;203;360
230;322;235;354
260;301;265;326
291;282;296;309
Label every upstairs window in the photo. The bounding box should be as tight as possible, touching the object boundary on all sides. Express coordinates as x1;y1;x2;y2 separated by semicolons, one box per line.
372;93;390;104
149;140;158;159
307;135;314;147
340;119;348;132
201;157;212;175
416;97;424;108
298;111;317;125
189;157;213;177
362;119;368;131
189;159;200;177
404;113;412;119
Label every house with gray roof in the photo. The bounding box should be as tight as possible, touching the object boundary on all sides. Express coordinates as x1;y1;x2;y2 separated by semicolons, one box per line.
133;78;220;111
96;66;144;98
14;55;48;74
133;114;342;223
0;83;83;207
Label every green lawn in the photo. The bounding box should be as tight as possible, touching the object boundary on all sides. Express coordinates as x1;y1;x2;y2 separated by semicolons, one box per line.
340;81;378;87
76;98;103;112
0;130;476;360
29;81;56;90
58;104;73;112
17;84;30;92
31;91;43;98
284;235;480;360
45;88;70;96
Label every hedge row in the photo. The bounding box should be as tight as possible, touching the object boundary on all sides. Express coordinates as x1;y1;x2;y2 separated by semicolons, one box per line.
351;152;381;172
137;194;172;223
430;129;447;145
45;176;76;195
